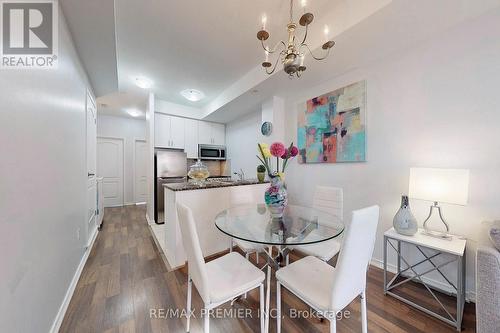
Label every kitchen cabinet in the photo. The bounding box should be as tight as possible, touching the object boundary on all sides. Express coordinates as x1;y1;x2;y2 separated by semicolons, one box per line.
212;123;225;145
198;121;225;145
184;118;199;158
155;113;185;149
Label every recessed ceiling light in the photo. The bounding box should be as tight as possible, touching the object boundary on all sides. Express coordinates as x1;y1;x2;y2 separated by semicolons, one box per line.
126;108;142;117
135;77;153;89
180;89;205;102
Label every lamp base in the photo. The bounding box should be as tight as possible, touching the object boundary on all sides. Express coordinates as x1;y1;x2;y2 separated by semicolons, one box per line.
420;229;453;241
422;202;453;240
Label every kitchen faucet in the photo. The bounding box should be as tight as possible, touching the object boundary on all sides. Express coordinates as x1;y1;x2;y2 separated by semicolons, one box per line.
234;169;245;181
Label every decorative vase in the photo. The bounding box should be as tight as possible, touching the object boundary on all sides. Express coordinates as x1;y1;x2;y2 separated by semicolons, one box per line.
264;174;288;218
393;195;418;236
257;172;266;183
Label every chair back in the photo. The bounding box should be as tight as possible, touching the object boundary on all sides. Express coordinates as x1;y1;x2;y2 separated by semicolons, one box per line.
313;186;343;220
330;205;379;310
177;203;210;302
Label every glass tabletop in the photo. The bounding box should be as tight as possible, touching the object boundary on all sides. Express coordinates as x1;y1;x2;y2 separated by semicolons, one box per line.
215;204;345;246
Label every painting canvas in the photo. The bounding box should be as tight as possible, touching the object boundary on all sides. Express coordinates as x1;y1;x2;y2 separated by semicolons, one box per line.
297;80;366;164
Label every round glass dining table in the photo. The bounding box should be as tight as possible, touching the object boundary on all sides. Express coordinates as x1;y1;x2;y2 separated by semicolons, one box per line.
214;204;345;333
215;203;345;247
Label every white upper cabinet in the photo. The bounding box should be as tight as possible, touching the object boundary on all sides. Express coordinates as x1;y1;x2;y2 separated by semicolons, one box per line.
170;116;185;149
212;123;225;145
155;113;185;149
184;118;199;158
198;121;213;145
198;121;225;145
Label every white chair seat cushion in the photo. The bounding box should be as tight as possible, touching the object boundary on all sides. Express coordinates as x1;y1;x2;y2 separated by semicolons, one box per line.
206;252;265;304
295;238;341;261
276;256;335;311
234;239;266;252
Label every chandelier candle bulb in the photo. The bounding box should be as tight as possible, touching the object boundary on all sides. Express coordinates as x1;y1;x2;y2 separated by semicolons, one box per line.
261;14;267;30
324;25;330;39
265;50;269;62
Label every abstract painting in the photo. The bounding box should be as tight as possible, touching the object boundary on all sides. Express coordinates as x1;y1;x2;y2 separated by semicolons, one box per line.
297;80;366;164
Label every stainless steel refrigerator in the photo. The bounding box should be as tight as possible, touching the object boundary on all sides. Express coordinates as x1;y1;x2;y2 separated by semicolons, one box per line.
155;149;187;224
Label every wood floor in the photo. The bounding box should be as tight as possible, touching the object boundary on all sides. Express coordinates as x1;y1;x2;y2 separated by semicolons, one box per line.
60;205;476;333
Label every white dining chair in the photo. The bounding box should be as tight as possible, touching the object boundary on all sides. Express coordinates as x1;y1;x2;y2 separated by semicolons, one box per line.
276;205;380;333
287;186;344;265
228;187;266;265
177;203;266;333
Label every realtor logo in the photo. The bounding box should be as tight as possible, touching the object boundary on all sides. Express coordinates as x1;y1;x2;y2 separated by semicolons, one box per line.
1;0;58;68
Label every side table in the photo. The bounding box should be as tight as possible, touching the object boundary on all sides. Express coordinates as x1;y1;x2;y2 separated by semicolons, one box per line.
383;227;466;331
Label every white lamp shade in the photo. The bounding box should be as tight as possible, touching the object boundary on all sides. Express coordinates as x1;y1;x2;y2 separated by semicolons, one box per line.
409;167;470;205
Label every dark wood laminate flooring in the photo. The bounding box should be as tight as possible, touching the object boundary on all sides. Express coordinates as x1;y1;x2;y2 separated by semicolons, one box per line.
60;205;476;333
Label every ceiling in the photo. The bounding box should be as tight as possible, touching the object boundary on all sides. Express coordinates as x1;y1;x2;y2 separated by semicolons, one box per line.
61;0;500;121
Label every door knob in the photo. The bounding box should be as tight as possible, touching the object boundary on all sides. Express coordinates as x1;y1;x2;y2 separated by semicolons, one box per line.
88;172;95;177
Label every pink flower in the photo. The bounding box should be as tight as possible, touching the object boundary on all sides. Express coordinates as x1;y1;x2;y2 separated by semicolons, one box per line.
270;142;286;157
281;149;289;159
290;146;299;157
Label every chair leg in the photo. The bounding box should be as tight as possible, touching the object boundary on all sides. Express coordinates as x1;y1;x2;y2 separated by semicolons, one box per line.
229;238;233;252
285;254;289;266
256;252;259;264
243;252;250;298
361;290;367;333
186;276;192;332
260;284;265;333
276;281;282;333
330;316;336;333
204;306;210;333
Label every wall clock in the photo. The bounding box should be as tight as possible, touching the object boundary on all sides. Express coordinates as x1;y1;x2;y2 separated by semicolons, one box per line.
261;121;273;136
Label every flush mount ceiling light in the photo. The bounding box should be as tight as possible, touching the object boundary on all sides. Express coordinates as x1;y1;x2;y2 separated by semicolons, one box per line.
126;108;142;117
257;0;335;78
135;77;153;89
180;89;205;102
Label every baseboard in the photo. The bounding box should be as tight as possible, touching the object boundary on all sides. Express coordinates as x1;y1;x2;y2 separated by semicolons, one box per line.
370;258;476;303
135;202;146;205
49;227;99;333
146;212;155;225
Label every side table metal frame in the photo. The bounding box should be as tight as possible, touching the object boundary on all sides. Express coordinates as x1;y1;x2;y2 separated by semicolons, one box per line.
383;235;466;331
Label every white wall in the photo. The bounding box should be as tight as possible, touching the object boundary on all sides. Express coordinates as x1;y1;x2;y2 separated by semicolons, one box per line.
226;96;286;179
97;115;146;204
283;9;500;300
226;109;262;178
0;7;93;332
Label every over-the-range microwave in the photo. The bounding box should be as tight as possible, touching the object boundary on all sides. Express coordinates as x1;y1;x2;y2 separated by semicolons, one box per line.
198;144;226;160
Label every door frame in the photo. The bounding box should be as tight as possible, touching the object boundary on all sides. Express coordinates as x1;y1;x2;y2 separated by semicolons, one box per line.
97;136;125;207
133;138;148;205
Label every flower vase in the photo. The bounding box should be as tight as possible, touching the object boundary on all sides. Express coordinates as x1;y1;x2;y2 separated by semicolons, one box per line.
393;195;418;236
264;175;288;218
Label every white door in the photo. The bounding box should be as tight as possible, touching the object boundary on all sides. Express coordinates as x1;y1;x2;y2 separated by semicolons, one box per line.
170;116;185;149
134;140;148;203
212;123;225;145
184;118;199;158
154;113;171;148
97;137;124;207
198;121;212;145
86;92;97;244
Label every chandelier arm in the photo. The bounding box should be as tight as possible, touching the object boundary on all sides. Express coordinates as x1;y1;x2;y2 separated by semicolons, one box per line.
303;43;332;61
265;53;282;75
299;24;309;46
261;39;287;54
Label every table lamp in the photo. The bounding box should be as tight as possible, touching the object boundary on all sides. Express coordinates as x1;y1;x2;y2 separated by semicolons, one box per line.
409;167;470;239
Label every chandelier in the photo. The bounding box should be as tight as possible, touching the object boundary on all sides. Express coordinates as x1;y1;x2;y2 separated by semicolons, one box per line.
257;0;335;78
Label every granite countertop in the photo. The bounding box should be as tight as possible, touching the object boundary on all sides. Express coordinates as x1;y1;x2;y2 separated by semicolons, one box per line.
163;179;268;191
